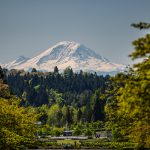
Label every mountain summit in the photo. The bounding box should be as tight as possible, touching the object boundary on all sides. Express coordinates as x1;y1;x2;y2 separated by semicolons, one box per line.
3;41;125;75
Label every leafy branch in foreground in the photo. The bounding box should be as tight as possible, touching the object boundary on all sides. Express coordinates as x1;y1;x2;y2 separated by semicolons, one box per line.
0;67;37;150
105;23;150;148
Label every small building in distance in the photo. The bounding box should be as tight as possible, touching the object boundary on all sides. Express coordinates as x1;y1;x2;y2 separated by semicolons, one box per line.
95;131;112;140
63;131;73;136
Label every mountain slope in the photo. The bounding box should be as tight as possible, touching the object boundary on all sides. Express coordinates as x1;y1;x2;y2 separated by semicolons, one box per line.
3;41;125;75
3;56;29;70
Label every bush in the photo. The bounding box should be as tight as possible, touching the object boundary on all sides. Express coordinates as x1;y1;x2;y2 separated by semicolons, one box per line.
73;127;82;136
51;127;64;136
84;128;93;136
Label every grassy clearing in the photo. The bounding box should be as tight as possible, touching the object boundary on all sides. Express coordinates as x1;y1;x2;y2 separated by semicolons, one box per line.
57;139;80;145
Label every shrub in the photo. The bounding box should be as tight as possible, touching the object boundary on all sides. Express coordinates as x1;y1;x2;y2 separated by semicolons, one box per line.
84;128;93;136
73;127;82;136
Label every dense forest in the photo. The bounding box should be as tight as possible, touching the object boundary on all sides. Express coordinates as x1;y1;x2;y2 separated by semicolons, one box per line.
5;67;111;125
0;22;150;149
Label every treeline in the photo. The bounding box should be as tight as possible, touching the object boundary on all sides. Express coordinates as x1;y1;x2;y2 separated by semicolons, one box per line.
5;67;111;125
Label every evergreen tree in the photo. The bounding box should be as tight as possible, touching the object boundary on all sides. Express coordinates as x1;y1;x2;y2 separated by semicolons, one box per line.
91;90;105;121
31;68;37;73
66;106;73;125
54;66;59;74
77;108;82;122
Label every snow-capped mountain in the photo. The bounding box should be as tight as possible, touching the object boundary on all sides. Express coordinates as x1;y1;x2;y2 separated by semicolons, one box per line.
3;56;29;69
3;41;125;75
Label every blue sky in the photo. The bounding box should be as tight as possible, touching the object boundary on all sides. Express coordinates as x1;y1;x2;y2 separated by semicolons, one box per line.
0;0;150;64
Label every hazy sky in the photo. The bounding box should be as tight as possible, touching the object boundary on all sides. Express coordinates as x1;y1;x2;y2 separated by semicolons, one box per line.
0;0;150;64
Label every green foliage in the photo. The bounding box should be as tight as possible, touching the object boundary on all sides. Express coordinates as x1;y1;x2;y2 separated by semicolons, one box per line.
130;34;150;60
0;97;37;149
38;104;48;124
84;128;93;136
0;70;38;149
34;85;40;91
73;126;82;136
47;104;62;127
0;81;11;98
47;89;64;106
80;139;136;149
4;66;110;127
91;89;105;121
105;23;150;148
6;67;109;107
51;127;64;136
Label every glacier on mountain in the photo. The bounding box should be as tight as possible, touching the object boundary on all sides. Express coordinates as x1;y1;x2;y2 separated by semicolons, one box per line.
2;41;125;75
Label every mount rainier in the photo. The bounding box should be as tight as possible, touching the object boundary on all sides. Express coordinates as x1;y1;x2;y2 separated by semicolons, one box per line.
3;41;125;75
